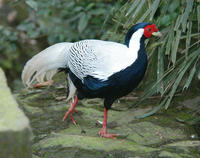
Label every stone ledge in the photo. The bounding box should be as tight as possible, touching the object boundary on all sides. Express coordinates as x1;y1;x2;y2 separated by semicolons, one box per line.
0;68;32;158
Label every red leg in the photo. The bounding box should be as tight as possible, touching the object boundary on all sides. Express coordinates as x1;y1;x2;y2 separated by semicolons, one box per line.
70;98;78;113
98;108;118;139
63;97;78;125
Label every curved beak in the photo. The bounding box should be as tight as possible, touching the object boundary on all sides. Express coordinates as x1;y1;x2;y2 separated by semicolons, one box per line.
152;31;162;37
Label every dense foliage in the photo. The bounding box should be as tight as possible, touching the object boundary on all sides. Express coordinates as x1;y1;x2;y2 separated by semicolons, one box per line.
106;0;200;117
0;0;123;86
0;0;199;118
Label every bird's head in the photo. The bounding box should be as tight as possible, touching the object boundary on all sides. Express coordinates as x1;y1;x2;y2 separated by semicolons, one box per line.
125;22;161;47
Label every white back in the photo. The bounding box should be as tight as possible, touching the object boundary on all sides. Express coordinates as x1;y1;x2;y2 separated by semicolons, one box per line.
68;29;144;81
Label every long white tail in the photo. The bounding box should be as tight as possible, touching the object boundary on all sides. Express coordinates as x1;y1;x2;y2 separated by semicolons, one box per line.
22;42;73;87
21;42;77;102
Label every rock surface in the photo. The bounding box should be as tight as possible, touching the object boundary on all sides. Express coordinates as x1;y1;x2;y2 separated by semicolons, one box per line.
15;73;200;158
0;68;32;158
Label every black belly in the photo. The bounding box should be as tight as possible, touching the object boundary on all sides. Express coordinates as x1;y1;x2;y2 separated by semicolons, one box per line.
68;53;147;100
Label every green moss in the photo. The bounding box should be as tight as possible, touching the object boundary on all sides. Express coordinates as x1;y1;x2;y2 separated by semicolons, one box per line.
15;70;200;157
159;151;191;158
163;140;200;157
166;140;200;147
118;122;186;146
81;98;103;108
34;134;158;153
139;103;195;141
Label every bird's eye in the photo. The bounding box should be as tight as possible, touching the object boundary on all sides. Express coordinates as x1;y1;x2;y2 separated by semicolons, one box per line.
148;28;152;31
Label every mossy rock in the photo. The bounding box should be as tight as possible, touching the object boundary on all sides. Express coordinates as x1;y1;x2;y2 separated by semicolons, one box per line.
33;134;158;158
15;73;200;158
0;68;32;158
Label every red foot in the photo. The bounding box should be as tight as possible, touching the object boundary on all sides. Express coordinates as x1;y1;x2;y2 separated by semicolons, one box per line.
33;80;54;88
98;128;118;139
63;97;78;125
98;108;118;139
63;109;77;125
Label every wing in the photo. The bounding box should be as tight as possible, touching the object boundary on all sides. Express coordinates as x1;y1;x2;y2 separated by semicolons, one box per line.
67;40;138;82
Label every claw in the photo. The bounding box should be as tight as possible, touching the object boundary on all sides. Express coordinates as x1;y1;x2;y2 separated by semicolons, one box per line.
98;108;119;139
99;133;119;139
98;128;118;139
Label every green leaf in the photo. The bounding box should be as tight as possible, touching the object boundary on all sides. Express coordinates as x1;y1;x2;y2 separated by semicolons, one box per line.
174;15;182;31
170;12;178;21
157;44;165;95
17;24;27;31
85;3;95;11
165;69;185;109
160;15;171;26
198;71;200;80
136;8;151;23
137;66;174;105
165;29;174;55
165;48;200;109
171;30;181;65
25;0;38;11
3;60;12;69
89;8;106;15
125;0;140;16
168;0;180;13
74;6;83;12
183;65;196;90
197;5;200;32
78;13;88;33
125;0;147;26
181;0;194;32
185;21;192;57
137;97;167;119
130;0;146;19
3;29;11;36
150;0;161;21
180;32;200;39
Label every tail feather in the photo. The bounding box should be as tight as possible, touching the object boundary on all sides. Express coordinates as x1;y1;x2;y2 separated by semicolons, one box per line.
22;42;73;87
45;69;58;81
22;42;77;103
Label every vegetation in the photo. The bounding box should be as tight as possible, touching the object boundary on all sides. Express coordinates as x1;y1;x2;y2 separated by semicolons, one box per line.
0;0;199;117
106;0;200;117
0;0;123;86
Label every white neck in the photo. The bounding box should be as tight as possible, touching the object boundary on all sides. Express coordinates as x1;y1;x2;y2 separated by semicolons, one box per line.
128;29;144;52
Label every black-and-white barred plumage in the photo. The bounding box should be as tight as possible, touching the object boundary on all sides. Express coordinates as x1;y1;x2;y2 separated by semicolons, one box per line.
21;22;162;139
22;27;146;103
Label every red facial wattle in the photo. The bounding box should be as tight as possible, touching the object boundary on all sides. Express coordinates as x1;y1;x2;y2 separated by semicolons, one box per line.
143;24;159;38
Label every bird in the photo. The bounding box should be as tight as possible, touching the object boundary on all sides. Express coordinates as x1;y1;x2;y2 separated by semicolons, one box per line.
22;22;161;139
